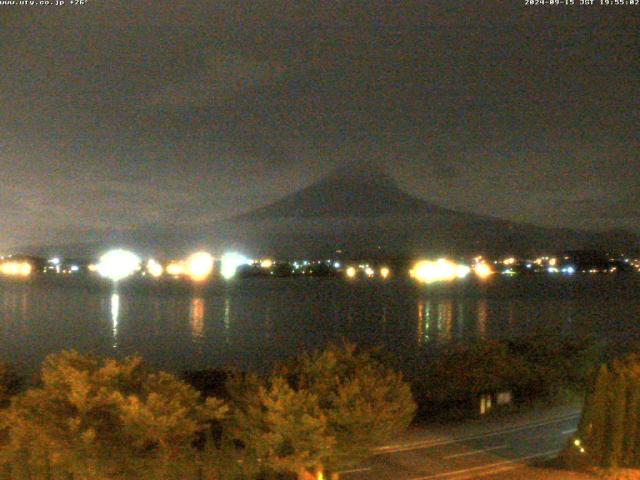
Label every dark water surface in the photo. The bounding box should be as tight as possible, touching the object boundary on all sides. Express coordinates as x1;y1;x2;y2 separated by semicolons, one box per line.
1;275;639;374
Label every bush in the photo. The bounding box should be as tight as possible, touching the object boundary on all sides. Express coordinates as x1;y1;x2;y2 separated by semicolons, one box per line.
0;351;227;480
563;354;640;469
227;374;334;480
228;343;416;479
419;340;523;402
0;362;20;408
285;343;416;474
408;334;601;420
182;368;233;401
507;334;601;399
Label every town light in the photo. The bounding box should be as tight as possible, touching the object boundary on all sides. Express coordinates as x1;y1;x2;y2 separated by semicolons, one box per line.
473;261;494;279
146;259;164;278
346;266;357;278
411;258;470;284
456;264;471;278
220;252;250;280
96;249;141;282
260;259;274;269
0;261;32;277
380;267;390;279
186;251;214;282
166;261;185;276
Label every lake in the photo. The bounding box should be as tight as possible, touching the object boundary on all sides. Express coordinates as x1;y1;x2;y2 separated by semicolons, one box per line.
1;274;639;375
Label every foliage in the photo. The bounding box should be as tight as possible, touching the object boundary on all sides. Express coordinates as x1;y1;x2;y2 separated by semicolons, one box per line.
283;343;416;472
506;333;601;398
0;350;227;480
228;374;333;479
565;354;640;469
415;340;524;404
228;343;416;479
0;362;20;408
182;368;232;401
408;333;601;419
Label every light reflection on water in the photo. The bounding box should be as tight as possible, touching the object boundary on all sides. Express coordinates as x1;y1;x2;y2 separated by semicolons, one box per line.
189;297;205;341
0;275;638;374
418;299;473;345
223;296;231;344
477;299;488;339
110;293;120;348
438;300;453;343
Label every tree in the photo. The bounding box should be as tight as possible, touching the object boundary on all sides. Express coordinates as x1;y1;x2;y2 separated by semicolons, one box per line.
506;333;601;400
0;362;20;408
606;368;627;467
567;355;640;469
622;371;640;465
227;374;334;480
227;344;415;479
430;341;520;401
281;343;416;477
0;350;227;480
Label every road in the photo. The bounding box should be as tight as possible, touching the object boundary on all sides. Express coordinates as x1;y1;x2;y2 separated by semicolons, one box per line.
340;405;581;480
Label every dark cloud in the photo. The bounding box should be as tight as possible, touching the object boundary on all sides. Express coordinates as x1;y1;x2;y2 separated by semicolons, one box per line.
0;1;638;250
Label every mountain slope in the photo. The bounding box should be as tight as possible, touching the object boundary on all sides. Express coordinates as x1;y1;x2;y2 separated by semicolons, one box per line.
219;168;639;258
16;168;639;259
235;167;451;220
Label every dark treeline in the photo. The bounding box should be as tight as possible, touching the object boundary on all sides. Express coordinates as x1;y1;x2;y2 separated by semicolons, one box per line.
561;354;640;472
0;344;415;480
399;333;602;420
0;332;613;479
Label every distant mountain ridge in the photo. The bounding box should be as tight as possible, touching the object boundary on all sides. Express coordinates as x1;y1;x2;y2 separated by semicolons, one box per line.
220;167;640;258
233;166;451;220
15;167;640;259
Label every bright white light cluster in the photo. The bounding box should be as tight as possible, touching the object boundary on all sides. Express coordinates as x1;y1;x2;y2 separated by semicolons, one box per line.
163;252;215;281
96;249;141;282
146;259;164;278
220;252;250;280
95;249;249;282
473;261;494;279
411;258;470;284
186;251;215;282
0;261;32;277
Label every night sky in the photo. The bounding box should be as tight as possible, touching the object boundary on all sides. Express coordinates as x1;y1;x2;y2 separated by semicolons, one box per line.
1;1;638;251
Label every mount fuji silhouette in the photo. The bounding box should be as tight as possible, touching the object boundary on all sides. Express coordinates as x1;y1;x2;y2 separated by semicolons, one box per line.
21;166;638;259
214;166;639;258
235;165;449;220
